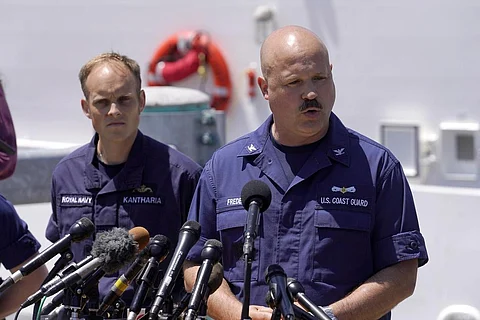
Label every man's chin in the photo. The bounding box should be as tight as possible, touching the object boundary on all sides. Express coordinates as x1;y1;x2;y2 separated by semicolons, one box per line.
100;132;134;143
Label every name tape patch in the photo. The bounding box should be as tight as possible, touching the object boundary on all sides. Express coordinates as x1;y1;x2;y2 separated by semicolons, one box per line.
123;196;162;205
60;195;93;206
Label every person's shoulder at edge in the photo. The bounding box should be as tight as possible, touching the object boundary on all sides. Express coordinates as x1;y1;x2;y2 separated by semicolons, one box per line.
51;142;91;175
209;118;268;160
346;125;401;165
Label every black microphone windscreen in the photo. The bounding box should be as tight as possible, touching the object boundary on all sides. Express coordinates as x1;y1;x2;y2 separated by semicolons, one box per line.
92;228;138;274
201;239;223;262
149;234;171;259
240;180;272;212
265;264;286;283
68;217;95;242
180;220;201;236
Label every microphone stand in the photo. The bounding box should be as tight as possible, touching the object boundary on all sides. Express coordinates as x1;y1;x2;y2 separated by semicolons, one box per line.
105;299;127;319
167;292;191;320
32;250;73;320
265;290;281;320
241;253;254;320
62;285;83;320
265;287;300;320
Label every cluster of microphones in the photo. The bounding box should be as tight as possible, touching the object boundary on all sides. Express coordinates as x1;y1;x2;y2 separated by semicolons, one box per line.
0;180;332;320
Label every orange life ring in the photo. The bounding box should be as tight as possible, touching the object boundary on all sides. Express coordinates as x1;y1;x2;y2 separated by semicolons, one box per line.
147;31;232;111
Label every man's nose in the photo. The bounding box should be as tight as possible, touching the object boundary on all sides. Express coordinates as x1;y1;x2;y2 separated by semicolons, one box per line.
108;103;121;116
301;83;318;100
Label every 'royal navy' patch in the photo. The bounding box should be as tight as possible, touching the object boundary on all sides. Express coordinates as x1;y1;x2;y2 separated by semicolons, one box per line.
60;194;93;206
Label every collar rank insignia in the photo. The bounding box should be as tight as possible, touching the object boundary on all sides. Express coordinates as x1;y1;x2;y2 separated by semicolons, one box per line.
333;148;345;156
247;143;257;153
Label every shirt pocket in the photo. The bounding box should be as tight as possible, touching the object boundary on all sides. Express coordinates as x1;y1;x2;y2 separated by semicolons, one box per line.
312;209;372;285
57;194;94;259
216;207;260;282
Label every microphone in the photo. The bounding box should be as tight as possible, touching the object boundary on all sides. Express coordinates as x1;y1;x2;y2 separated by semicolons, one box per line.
126;235;172;320
0;217;95;294
184;239;223;320
74;226;150;313
265;264;295;320
170;262;224;320
21;227;139;308
39;291;65;316
148;220;201;319
241;180;272;258
98;234;170;316
287;278;332;320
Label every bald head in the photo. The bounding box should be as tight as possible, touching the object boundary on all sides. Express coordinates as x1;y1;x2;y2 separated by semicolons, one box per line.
260;25;330;80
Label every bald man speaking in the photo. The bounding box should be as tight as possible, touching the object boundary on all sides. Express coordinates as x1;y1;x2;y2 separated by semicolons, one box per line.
184;25;428;320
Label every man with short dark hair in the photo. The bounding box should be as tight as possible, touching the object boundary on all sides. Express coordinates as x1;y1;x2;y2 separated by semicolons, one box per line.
45;52;202;313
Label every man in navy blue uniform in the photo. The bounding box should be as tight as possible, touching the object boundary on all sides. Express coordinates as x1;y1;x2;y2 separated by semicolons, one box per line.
45;53;202;310
0;80;48;318
184;26;428;320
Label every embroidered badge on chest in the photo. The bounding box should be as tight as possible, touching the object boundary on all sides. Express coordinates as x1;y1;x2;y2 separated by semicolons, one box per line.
226;197;242;206
124;184;162;205
60;194;93;206
319;185;370;208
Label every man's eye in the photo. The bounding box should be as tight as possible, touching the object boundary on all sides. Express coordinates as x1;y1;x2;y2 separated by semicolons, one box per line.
118;97;131;104
95;99;109;107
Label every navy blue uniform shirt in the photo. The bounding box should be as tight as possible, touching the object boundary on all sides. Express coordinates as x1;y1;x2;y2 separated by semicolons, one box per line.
0;195;41;270
186;113;428;320
46;130;202;306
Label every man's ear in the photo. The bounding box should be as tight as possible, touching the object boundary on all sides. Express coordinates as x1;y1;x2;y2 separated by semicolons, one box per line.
81;99;91;119
257;76;269;100
139;90;146;113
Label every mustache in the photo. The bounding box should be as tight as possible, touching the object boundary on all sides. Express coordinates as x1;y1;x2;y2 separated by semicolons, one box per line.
299;99;322;112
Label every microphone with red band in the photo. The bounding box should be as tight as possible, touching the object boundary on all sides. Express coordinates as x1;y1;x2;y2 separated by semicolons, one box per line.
0;217;95;294
97;233;170;316
21;226;146;308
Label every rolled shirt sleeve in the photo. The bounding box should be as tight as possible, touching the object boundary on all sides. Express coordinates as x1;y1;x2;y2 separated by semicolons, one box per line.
372;162;428;271
0;195;41;270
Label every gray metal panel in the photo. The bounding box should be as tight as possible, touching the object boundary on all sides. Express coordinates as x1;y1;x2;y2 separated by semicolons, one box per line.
0;148;74;205
139;109;225;166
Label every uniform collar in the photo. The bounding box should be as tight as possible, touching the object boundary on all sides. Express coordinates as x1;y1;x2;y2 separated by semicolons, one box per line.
85;130;146;191
238;113;351;167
